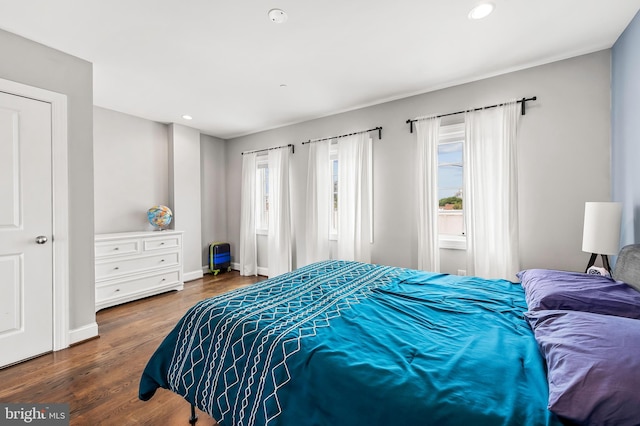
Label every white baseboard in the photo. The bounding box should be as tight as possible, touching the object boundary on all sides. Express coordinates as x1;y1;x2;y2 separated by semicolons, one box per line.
184;270;204;282
69;322;98;345
231;262;268;277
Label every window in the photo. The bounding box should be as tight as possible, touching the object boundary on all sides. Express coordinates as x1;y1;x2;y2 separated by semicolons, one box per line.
330;143;338;238
438;121;465;248
256;155;269;234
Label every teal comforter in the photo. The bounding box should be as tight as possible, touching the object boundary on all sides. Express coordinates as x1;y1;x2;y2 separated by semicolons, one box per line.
139;260;559;426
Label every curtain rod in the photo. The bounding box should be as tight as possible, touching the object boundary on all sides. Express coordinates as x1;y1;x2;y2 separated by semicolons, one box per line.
405;96;537;133
301;126;382;145
241;143;294;156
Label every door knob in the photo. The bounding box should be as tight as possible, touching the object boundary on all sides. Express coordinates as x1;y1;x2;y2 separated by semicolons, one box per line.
35;235;48;244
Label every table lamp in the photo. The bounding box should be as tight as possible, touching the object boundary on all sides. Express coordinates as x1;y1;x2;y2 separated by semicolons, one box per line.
582;202;622;274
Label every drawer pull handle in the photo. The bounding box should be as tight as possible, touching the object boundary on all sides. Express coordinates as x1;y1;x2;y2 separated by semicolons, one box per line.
114;266;120;270
162;278;166;281
114;247;119;251
115;289;120;292
160;242;165;245
160;259;165;262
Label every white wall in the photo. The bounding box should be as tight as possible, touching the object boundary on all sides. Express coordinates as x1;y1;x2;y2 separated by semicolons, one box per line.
223;50;611;276
0;28;95;330
94;107;169;233
201;134;228;267
169;124;203;281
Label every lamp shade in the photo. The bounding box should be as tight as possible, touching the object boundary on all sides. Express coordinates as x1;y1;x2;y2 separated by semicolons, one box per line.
582;202;622;255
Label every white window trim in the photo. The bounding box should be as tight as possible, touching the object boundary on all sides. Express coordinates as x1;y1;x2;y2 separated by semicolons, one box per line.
256;155;269;234
438;121;466;250
439;235;467;250
329;143;338;241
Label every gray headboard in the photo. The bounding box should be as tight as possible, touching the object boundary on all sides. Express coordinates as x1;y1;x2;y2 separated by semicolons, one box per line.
613;244;640;292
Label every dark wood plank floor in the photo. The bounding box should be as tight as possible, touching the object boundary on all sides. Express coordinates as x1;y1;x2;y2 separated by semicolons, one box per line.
0;271;265;425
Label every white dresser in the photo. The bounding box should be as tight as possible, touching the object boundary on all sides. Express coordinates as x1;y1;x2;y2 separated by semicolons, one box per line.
95;230;184;311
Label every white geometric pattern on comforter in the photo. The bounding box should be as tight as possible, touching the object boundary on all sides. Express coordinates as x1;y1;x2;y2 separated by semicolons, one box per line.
166;260;401;426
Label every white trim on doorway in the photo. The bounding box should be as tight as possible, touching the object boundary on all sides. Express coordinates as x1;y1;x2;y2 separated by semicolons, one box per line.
0;77;70;351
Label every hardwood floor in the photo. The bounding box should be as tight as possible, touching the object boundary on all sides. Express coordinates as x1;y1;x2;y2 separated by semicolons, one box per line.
0;272;265;425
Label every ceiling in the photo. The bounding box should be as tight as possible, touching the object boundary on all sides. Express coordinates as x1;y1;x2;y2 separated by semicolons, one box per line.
0;1;638;139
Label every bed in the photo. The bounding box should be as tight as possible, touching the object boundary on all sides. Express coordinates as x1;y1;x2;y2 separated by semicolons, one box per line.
139;248;640;426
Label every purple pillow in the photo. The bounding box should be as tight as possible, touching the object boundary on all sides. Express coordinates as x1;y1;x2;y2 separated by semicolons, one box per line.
525;310;640;425
517;269;640;319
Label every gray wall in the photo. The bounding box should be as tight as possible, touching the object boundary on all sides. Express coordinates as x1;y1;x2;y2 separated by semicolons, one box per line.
612;10;640;247
169;124;203;280
0;29;95;330
93;109;229;276
94;107;169;233
201;134;228;267
225;50;612;275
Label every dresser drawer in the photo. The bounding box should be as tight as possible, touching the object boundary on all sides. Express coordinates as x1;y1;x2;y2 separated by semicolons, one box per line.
96;270;181;301
95;252;180;280
95;231;183;311
95;239;140;258
143;235;181;252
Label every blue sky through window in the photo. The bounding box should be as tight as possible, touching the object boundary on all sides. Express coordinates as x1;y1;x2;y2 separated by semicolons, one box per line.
438;142;463;200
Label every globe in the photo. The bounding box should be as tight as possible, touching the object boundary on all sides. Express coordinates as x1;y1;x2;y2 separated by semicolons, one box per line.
147;205;173;230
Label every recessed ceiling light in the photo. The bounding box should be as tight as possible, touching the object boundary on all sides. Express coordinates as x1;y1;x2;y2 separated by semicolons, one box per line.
182;115;193;120
268;8;288;24
468;3;495;20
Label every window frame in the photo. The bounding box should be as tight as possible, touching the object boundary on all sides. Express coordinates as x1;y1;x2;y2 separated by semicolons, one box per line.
329;143;338;241
255;154;269;235
438;121;466;250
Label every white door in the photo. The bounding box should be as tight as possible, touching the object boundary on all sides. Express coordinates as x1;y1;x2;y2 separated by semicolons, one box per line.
0;91;53;368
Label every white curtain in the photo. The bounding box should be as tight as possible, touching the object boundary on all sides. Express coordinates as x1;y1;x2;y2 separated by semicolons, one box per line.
305;140;331;265
239;152;257;276
337;133;372;263
416;117;441;272
464;101;520;280
267;148;293;277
